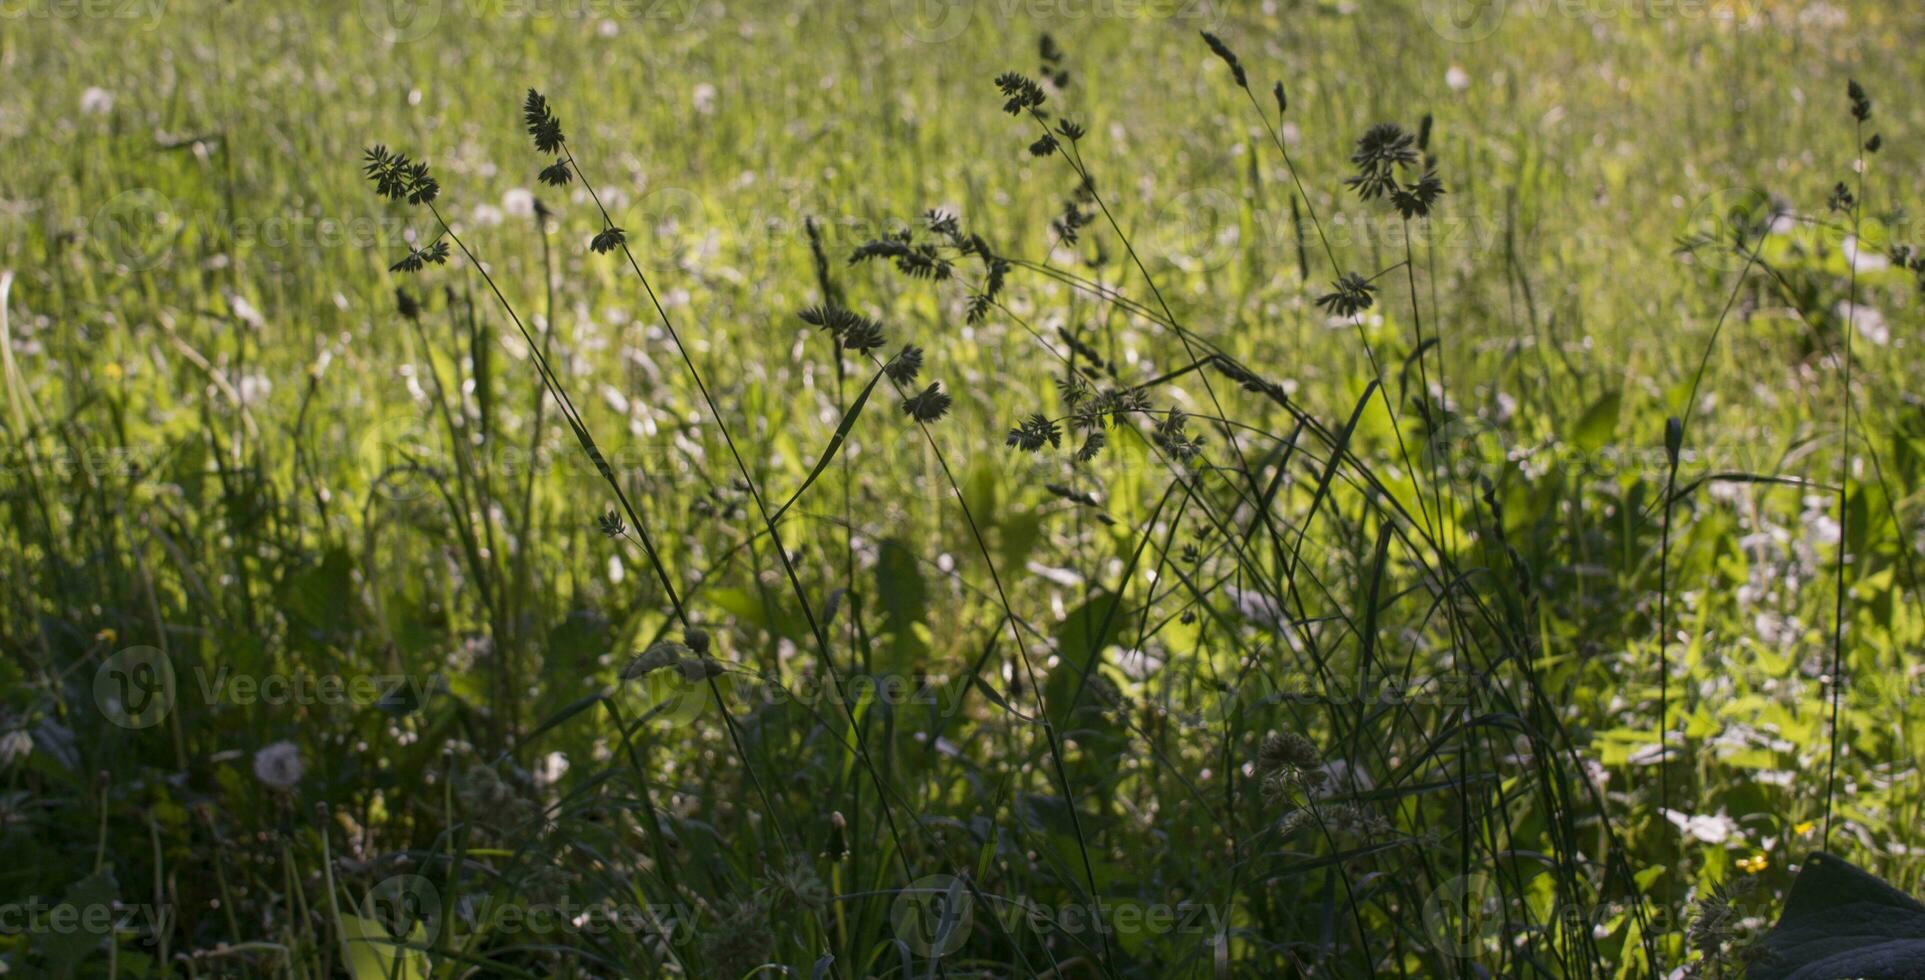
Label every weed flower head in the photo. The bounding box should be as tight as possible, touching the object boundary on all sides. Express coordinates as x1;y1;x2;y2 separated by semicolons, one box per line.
253;740;305;791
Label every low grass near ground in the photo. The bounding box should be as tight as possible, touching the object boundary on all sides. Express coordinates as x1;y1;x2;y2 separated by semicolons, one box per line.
3;1;1925;976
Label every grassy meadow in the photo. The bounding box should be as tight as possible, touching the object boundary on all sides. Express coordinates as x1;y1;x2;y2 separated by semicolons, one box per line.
5;0;1925;975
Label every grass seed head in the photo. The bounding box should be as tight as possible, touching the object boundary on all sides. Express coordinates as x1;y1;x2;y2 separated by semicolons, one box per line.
902;382;952;422
1847;79;1871;122
994;72;1047;114
522;89;566;154
885;345;923;385
1316;272;1378;317
1200;32;1247;89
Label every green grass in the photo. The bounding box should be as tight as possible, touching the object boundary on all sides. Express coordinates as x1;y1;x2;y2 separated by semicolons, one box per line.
4;1;1925;976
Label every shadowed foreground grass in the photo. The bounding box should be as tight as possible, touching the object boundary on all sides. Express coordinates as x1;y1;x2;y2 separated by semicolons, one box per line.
3;1;1925;976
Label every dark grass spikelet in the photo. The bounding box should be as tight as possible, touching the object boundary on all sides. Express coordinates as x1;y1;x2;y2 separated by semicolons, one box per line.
1273;81;1287;117
1200;32;1247;88
1074;429;1106;463
1891;245;1925;294
925;210;962;241
839;318;885;353
1056;373;1091;409
596;509;626;538
1056;328;1109;373
1045;482;1098;507
589;226;627;254
901;382;952;422
1039;33;1070;89
885;345;923;385
1006;413;1062;452
389;239;450;274
760;858;830;914
1085;386;1150;429
1684;879;1761;972
1345;123;1419;201
799;305;887;353
850;231;953;280
1051;199;1094;246
1317;272;1378;317
1256;731;1326;805
971;250;1011;325
1389;169;1446;219
538;161;573;187
797;304;845;330
1046;483;1115;523
395;286;421;321
966;290;996;325
995;72;1047;114
1153;407;1202;461
1210;355;1256;389
1211;355;1288;403
1847;80;1872;122
1351;123;1420;172
1828;181;1855;213
523;89;566;154
1259;731;1321;773
805;217;839;302
363;146;440;205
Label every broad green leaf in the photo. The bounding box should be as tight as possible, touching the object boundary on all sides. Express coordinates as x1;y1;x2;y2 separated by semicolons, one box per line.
38;869;119;979
340;913;431;980
874;537;930;670
1569;390;1622;453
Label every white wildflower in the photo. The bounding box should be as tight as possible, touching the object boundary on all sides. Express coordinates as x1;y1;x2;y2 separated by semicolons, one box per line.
1661;808;1737;844
0;729;32;767
253;740;305;790
503;188;536;218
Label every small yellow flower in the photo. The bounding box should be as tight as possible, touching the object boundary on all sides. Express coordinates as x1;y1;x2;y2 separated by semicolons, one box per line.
101;362;123;382
1737;853;1769;874
1793;820;1817;837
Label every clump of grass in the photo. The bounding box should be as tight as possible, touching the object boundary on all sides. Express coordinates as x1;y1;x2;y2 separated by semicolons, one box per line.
10;13;1925;980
